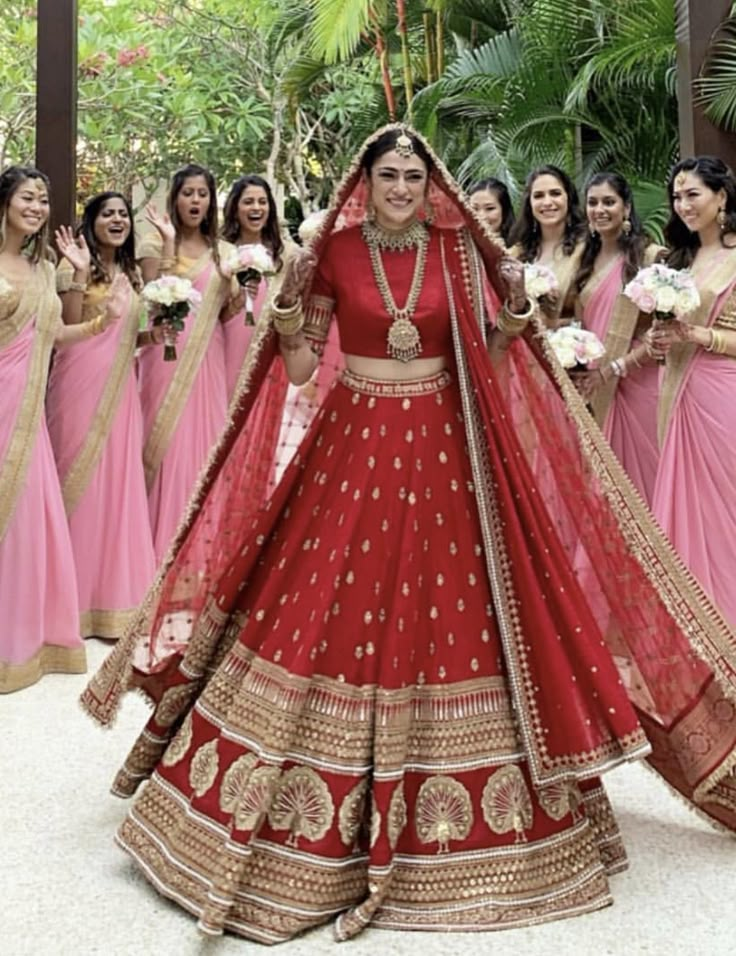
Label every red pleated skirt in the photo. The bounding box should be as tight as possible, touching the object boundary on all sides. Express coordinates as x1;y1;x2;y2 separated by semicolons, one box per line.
117;369;636;942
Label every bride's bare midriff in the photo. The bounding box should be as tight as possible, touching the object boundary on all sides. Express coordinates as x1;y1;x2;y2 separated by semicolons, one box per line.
344;353;447;380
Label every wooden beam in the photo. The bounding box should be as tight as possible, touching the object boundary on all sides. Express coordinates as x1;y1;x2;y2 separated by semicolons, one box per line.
676;0;736;164
35;0;78;232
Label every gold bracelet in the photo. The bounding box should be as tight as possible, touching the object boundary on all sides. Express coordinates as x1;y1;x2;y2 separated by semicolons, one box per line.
713;329;728;355
271;298;304;337
68;280;87;294
497;298;534;337
85;314;105;337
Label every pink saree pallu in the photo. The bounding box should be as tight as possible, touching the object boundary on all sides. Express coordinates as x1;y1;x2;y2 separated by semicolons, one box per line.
223;277;266;402
46;276;156;639
0;263;85;692
580;252;661;506
653;254;736;629
138;247;232;563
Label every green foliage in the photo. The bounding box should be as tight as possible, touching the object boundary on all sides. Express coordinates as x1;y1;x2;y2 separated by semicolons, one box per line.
696;14;736;130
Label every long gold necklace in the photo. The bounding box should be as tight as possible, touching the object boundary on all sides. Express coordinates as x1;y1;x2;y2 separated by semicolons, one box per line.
362;220;429;363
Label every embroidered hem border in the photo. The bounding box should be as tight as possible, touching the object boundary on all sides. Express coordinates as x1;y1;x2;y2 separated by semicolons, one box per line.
0;644;87;694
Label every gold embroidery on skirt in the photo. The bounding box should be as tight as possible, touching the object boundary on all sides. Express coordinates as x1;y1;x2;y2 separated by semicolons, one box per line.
415;775;473;852
482;765;534;842
188;739;220;797
267;766;335;847
233;765;280;830
161;712;194;768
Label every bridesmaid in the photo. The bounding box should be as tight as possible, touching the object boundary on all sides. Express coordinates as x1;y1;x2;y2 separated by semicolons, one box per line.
0;166;122;692
220;174;286;400
46;191;158;640
509;165;585;326
572;173;664;505
468;178;515;245
137;164;234;562
649;156;736;628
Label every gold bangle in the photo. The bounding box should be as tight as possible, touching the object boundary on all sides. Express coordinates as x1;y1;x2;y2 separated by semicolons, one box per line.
497;299;534;336
68;280;87;294
86;314;105;337
271;299;304;337
713;329;728;355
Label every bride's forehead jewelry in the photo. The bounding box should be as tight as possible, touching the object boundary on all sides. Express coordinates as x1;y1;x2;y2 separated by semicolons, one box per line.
395;129;415;158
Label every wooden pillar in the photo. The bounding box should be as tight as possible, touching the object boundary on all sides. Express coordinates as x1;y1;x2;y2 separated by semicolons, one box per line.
35;0;78;231
676;0;736;164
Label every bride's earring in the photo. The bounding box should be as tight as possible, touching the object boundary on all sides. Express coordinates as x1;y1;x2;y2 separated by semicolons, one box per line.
366;196;376;223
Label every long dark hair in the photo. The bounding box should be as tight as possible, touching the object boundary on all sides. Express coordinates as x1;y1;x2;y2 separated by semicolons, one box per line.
0;165;52;264
468;178;516;244
79;191;140;290
509;164;585;262
664;156;736;270
222;174;284;269
361;127;434;175
167;163;221;269
576;172;647;291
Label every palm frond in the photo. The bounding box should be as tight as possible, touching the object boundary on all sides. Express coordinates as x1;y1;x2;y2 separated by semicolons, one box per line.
308;0;377;65
695;17;736;130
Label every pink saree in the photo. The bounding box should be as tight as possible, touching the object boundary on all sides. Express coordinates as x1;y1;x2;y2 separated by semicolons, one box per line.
223;278;266;401
138;245;232;562
0;263;85;692
580;255;659;505
46;275;156;639
653;251;736;628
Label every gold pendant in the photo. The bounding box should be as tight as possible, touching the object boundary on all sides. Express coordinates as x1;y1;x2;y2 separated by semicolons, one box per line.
387;317;422;363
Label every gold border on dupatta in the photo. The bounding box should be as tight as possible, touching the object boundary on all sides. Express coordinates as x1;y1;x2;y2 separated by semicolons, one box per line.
442;231;650;787
532;315;736;741
61;283;140;515
658;251;736;444
0;263;59;541
143;243;232;489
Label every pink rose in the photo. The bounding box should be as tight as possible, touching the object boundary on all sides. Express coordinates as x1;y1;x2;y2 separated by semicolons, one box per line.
638;291;656;313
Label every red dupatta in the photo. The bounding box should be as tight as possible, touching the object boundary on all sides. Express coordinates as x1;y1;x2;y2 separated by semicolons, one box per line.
82;125;736;831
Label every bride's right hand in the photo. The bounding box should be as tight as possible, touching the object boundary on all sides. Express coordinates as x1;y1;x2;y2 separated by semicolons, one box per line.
275;248;318;308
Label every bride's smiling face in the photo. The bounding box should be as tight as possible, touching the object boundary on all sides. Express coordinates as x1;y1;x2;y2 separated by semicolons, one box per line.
365;150;429;231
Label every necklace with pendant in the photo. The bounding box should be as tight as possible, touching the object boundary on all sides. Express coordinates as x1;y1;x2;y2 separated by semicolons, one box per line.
361;220;429;363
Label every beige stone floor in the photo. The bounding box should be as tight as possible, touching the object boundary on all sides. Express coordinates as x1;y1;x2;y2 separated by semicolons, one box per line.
2;639;734;956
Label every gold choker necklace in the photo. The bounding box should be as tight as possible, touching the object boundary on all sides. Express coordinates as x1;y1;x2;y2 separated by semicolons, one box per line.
362;219;428;252
362;219;429;362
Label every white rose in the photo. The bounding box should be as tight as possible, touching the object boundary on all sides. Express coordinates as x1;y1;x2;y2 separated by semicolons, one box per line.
655;285;677;313
674;288;699;316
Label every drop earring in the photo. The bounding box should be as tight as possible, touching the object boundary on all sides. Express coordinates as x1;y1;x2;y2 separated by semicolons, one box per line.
621;218;632;236
717;207;727;230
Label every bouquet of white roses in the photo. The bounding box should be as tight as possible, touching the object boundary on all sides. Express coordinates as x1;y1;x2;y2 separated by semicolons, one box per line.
623;264;700;319
547;324;605;370
142;275;202;361
523;263;559;301
224;243;275;325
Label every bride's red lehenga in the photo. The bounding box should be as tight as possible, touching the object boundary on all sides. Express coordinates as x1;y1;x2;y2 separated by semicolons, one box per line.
83;127;736;944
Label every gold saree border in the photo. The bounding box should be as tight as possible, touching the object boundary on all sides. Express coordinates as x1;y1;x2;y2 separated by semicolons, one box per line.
0;263;59;541
61;284;140;515
0;643;87;694
143;244;231;489
658;250;736;443
80;607;137;640
585;245;663;425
